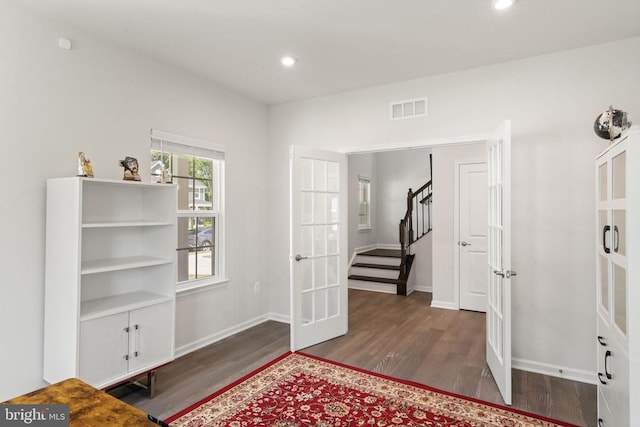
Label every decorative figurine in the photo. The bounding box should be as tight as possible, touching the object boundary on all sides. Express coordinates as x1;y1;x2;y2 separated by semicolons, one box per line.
594;105;632;142
77;152;94;178
161;166;170;184
119;156;141;181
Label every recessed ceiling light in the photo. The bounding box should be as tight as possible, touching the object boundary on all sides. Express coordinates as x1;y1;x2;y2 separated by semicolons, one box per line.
281;56;297;67
492;0;515;10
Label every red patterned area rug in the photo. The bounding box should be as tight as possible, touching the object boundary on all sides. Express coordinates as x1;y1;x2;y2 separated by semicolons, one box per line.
165;352;578;427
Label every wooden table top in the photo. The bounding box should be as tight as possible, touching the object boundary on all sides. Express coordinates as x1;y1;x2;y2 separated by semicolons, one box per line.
4;378;157;426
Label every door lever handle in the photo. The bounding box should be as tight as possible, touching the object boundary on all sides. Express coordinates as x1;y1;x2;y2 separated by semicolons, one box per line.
494;270;517;278
460;241;471;246
295;254;308;262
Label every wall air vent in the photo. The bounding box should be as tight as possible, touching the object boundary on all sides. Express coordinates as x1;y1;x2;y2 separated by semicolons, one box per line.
390;97;428;120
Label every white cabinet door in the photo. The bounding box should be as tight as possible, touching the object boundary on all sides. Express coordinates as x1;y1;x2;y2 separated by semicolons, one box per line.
128;302;174;373
79;312;129;386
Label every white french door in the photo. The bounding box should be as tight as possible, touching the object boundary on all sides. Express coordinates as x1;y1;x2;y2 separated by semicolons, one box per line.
290;146;348;351
486;120;513;405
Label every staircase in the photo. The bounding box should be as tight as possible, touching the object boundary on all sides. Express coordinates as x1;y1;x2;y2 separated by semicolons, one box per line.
348;249;414;295
349;154;432;296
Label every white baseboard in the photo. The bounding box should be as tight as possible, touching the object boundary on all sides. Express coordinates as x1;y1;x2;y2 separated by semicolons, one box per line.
175;314;270;358
268;312;290;324
512;358;596;385
413;285;432;293
430;300;458;310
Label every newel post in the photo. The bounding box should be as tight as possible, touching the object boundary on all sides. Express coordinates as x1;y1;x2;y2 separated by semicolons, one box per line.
399;219;406;278
407;188;414;244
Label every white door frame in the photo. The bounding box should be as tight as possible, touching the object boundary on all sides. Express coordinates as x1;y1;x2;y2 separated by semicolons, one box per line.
289;126;510;350
453;158;487;310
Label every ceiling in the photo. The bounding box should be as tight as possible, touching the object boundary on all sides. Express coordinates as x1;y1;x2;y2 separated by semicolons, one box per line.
10;0;640;105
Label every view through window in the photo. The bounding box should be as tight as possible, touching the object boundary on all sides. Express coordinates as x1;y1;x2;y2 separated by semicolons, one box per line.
358;177;371;230
151;130;224;289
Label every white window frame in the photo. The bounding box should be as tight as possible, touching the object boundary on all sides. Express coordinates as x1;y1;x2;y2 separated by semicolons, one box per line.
151;129;227;293
358;176;372;231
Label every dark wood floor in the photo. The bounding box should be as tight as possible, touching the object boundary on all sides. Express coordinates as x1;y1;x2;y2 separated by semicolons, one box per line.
122;289;596;426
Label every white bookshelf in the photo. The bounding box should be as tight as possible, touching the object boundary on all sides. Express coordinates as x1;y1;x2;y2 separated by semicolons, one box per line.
43;177;177;389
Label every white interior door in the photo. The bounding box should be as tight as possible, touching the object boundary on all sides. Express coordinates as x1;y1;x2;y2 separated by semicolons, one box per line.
458;161;488;312
486;120;513;405
290;146;348;351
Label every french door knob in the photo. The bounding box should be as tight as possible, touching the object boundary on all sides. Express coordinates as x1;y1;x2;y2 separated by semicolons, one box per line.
460;241;471;246
295;254;308;262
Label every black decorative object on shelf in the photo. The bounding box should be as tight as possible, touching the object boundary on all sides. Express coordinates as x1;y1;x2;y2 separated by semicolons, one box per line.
119;156;141;181
594;106;631;142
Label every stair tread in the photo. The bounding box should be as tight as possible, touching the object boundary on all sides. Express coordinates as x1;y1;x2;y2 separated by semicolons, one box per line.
348;275;401;284
358;249;402;258
351;263;400;270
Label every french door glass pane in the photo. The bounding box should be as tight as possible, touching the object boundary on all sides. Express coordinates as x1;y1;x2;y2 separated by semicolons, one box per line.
314;160;327;191
327;256;338;286
314;193;327;223
301;292;312;324
327;162;339;192
315;288;327;321
313;257;327;289
301;261;313;292
314;225;327;256
301;193;313;224
301;159;314;191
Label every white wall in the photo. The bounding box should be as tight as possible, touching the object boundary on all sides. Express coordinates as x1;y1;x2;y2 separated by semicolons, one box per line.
347;153;378;255
431;143;486;308
0;3;270;401
268;37;640;381
375;149;431;245
348;149;431;256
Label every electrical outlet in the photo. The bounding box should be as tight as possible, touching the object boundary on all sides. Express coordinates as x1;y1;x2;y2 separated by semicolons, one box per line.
254;282;261;293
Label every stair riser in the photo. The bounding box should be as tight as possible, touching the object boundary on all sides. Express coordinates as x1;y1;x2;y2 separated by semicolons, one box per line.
348;280;397;294
356;255;400;266
349;267;399;279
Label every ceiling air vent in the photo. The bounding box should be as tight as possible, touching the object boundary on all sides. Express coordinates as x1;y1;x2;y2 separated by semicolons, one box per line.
390;97;428;120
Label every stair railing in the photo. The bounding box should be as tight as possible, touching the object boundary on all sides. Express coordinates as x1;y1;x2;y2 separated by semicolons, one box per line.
399;180;432;277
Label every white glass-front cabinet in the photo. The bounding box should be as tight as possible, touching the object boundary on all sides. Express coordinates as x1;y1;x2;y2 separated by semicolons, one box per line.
595;127;639;427
43;178;176;389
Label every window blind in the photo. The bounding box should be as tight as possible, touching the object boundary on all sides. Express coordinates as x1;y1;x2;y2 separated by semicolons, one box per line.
150;129;225;160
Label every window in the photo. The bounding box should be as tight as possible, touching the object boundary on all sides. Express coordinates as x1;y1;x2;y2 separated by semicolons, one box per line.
358;176;371;230
151;129;225;291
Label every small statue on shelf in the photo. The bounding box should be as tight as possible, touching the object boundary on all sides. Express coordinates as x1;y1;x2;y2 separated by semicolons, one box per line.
119;156;141;181
77;152;94;178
